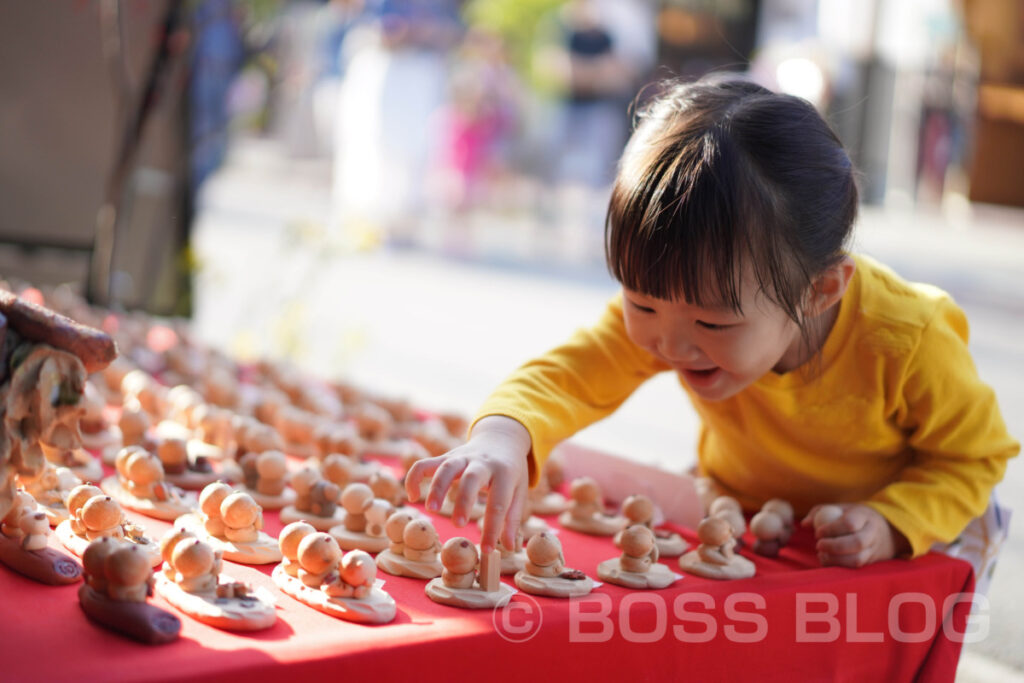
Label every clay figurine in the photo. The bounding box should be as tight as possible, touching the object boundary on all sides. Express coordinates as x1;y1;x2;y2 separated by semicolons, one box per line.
678;516;755;580
750;499;795;557
319;451;379;487
279;467;343;530
77;537;181;644
528;456;569;515
598;524;678;589
619;493;687;558
375;512;442;579
425;539;514;609
155;435;218;491
78;381;120;452
329;482;394;553
0;489;82;584
708;496;747;546
57;486;161;566
101;446;196;520
558;477;627;536
154;529;276;631
17;463;80;525
175;483;282;564
272;527;396;624
236;450;295;510
368;469;406;508
274;405;318;459
513;531;593;598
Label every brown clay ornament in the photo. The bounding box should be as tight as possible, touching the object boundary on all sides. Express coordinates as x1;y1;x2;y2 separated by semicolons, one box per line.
558;477;627;536
100;446;197;521
425;539;515;609
56;487;161;566
153;529;276;631
619;494;687;558
0;489;82;584
329;483;394;553
375;513;443;579
597;525;678;589
279;467;343;531
513;531;593;598
678;516;755;580
175;483;281;564
272;526;396;624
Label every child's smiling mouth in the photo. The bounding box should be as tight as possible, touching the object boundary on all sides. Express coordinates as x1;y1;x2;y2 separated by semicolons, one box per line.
680;366;722;388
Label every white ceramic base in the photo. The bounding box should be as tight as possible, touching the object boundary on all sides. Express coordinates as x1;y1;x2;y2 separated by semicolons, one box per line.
100;477;196;521
154;573;277;631
55;520;161;567
273;565;396;624
425;577;515;609
678;550;756;580
596;559;678;589
513;570;594;598
375;548;442;579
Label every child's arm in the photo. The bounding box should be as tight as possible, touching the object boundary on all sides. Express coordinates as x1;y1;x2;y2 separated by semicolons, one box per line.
406;415;530;555
407;295;667;554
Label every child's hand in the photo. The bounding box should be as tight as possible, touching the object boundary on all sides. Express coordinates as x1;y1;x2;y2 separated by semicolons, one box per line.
801;504;910;568
405;415;531;555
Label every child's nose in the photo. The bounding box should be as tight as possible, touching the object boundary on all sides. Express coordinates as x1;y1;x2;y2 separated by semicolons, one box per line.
658;331;699;363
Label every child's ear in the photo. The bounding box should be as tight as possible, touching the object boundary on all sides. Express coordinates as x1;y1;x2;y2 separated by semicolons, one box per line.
805;256;855;317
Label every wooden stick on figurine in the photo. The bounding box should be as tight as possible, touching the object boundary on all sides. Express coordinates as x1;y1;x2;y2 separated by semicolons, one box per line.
425;538;515;609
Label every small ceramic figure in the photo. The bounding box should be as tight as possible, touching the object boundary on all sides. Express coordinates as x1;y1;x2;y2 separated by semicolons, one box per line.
329;483;393;553
236;450;295;510
0;489;83;584
513;531;593;598
280;467;343;530
77;537;181;644
79;381;120;452
350;403;394;443
528;457;569;515
319;452;379;487
425;538;515;609
558;477;627;536
619;493;687;558
598;525;679;589
154;530;276;631
750;499;795;557
272;530;396;624
278;521;317;578
375;512;442;579
312;422;363;460
708;496;747;546
175;484;282;564
101;446;196;520
274;405;318;458
368;470;406;508
155;436;218;491
57;488;161;566
678;516;756;580
17;463;80;525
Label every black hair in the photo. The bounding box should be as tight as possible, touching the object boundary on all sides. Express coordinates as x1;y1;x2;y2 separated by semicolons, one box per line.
606;75;858;343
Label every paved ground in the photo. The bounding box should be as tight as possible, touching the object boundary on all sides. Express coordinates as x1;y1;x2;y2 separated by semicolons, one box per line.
191;137;1023;678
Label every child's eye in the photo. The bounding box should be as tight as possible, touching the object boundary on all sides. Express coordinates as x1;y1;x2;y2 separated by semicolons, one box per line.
630;301;656;314
697;320;733;331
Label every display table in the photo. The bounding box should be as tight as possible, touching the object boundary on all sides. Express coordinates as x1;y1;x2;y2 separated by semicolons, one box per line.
1;459;974;683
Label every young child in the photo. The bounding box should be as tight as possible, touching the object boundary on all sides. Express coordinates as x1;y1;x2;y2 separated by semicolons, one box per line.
406;75;1019;569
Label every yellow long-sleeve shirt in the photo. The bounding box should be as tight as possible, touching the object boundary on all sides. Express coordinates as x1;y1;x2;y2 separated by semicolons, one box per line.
475;254;1018;557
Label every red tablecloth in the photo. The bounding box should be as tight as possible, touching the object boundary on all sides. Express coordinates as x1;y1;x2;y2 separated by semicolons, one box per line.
1;466;975;683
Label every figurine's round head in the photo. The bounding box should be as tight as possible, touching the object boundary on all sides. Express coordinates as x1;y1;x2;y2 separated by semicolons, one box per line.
441;537;478;573
339;549;377;586
761;499;794;524
105;545;151;587
570;477;600;504
157;438;188;467
385;510;417;542
67;484;104;516
160;527;196;564
525;531;563;565
114;445;147;479
813;505;844;531
256;451;288;479
369;470;402;503
618;524;655;556
340;483;374;514
125;450;164;485
221;492;260;528
290;467;320;496
621;494;654;525
82;536;121;579
279;521;316;560
118;408;150;444
709;496;742;517
544;456;565;489
697;516;733;546
403;519;438;550
320;454;352;487
715;508;746;537
750;510;783;540
246;427;284;455
172;538;216;578
297;532;341;574
199;482;234;518
81;496;122;531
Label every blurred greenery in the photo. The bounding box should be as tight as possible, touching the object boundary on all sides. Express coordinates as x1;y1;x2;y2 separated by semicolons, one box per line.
462;0;567;80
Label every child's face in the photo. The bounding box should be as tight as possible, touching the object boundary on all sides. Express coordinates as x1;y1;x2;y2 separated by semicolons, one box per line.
622;276;804;401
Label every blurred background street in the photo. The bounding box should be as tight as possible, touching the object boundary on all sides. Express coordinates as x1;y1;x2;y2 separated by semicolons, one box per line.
2;0;1022;678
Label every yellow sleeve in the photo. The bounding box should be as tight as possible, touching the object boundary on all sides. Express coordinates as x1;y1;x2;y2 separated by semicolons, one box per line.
472;295;667;485
865;298;1019;556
